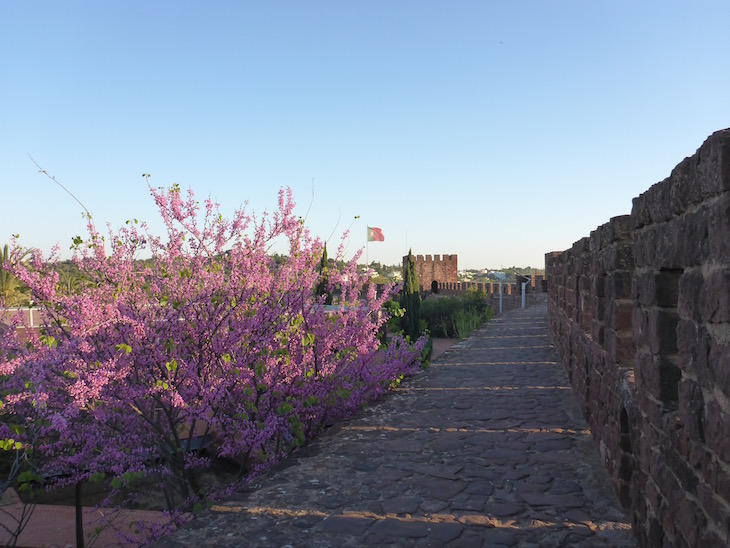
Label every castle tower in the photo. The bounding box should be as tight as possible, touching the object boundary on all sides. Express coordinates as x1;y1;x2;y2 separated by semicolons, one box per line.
402;254;458;292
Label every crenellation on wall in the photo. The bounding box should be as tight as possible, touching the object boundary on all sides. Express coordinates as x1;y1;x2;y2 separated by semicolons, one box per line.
547;128;730;547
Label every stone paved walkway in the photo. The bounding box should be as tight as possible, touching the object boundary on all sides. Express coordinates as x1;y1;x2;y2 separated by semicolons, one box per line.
157;300;636;547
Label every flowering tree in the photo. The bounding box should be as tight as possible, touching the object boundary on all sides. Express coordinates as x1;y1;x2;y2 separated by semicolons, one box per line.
0;185;424;542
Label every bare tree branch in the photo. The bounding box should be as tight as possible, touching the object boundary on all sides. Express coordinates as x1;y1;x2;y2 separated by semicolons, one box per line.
28;155;91;218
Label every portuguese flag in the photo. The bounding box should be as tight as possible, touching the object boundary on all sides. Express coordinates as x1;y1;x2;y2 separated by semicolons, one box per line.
367;226;385;242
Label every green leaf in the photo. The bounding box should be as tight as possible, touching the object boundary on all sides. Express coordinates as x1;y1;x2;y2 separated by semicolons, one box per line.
165;359;177;372
301;333;315;347
17;470;42;484
276;402;294;415
0;438;15;451
115;343;132;355
89;471;106;483
111;477;123;489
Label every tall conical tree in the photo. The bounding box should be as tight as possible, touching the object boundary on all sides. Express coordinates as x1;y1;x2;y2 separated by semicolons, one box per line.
401;249;421;340
316;242;333;305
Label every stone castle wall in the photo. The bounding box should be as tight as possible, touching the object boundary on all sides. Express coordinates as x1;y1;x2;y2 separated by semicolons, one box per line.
404;254;458;292
546;129;730;547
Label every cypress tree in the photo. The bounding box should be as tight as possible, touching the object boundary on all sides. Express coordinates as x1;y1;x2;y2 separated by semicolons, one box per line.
401;249;421;340
316;242;333;305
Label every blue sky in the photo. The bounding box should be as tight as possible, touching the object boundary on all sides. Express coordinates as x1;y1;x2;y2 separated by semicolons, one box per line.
2;1;729;270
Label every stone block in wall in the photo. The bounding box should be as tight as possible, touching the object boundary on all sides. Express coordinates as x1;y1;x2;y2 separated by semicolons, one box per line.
647;308;680;355
632;176;673;230
633;307;679;356
635;362;663;429
716;464;730;507
695;486;728;547
699;268;730;323
678;269;704;322
632;230;656;268
580;300;592;331
669;130;730;215
675;495;707;547
708;337;730;402
630;188;653;230
590;225;604;254
649;445;685;507
678;378;706;444
696;128;730;199
605;329;635;366
609;300;633;332
687;438;714;488
633;223;677;268
633;270;682;309
677;318;698;367
708;193;730;262
616;243;635;272
691;326;716;390
664;437;701;498
632;306;647;347
612;214;633;241
656;220;686;270
632;271;652;307
593;295;608;324
590;216;630;253
635;352;681;409
678;206;711;266
679;379;705;443
703;399;730;462
668;154;703;216
591;317;605;346
608;270;633;301
571;236;590;257
593;274;606;298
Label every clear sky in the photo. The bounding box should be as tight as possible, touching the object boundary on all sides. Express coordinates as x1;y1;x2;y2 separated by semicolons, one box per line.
2;1;729;270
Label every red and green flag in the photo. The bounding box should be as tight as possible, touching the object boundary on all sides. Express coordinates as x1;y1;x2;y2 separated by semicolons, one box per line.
367;226;385;242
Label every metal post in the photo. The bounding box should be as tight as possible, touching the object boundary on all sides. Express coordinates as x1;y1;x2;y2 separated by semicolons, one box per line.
521;281;528;309
499;281;503;314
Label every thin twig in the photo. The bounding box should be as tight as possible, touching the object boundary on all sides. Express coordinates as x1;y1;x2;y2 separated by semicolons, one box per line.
28;155;91;218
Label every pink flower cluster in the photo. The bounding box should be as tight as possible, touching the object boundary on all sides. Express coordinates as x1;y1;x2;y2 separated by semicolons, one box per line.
0;186;425;538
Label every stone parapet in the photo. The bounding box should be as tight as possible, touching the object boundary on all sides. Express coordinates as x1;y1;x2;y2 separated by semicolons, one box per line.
546;129;730;547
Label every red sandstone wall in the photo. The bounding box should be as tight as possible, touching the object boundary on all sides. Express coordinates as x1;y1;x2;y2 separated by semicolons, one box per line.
546;129;730;547
404;254;458;291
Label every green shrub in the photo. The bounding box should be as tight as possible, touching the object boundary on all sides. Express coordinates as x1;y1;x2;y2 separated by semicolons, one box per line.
420;289;493;338
400;250;421;341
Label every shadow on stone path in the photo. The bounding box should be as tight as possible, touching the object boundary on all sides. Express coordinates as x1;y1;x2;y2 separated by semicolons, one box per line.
157;300;636;547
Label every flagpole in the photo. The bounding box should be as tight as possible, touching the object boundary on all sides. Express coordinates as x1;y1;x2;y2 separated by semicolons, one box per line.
366;226;369;266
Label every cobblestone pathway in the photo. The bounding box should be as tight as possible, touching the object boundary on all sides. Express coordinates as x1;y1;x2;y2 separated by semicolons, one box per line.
157;300;636;547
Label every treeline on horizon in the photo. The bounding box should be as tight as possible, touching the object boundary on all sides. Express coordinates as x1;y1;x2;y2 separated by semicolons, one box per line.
1;251;545;308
